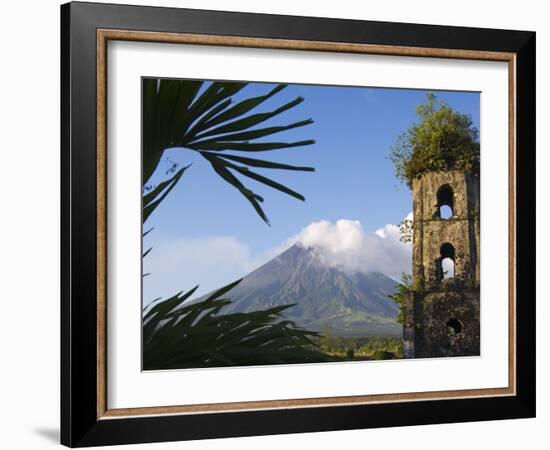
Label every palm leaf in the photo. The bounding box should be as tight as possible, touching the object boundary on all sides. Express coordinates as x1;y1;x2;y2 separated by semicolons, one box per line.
205;155;270;224
142;227;154;237
188;119;313;147
213;156;307;201
215;154;314;171
190;95;305;140
142;279;330;370
188;140;315;152
196;84;286;132
142;79;316;224
142;165;190;223
179;82;247;138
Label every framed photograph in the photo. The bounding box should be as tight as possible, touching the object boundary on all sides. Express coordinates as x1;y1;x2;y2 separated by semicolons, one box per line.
61;1;535;447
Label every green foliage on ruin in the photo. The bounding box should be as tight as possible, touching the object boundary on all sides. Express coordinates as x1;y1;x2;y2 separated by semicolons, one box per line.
389;93;480;187
388;273;412;324
413;273;425;293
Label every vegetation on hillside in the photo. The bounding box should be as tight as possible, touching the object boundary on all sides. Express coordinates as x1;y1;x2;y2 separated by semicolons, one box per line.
389;93;480;187
319;324;403;360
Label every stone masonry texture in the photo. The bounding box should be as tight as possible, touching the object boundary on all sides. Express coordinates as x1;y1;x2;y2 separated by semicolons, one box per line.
403;169;480;358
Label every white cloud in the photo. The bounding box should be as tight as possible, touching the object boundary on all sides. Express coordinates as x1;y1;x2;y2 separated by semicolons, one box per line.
289;217;412;279
143;215;412;305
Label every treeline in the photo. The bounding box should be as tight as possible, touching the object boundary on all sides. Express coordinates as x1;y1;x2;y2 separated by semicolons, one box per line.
315;330;404;361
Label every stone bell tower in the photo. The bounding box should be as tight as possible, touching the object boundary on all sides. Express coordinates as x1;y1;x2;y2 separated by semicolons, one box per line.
403;170;480;358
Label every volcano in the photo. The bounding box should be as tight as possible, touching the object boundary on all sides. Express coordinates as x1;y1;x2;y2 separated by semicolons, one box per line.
205;244;402;336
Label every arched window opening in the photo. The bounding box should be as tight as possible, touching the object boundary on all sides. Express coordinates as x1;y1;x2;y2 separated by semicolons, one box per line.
437;184;454;219
440;243;455;280
442;257;455;279
446;318;463;334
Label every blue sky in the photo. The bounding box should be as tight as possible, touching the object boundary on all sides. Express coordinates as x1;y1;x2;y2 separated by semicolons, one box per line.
143;81;479;303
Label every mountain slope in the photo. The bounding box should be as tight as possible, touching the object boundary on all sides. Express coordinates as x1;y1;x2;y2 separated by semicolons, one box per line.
208;244;402;336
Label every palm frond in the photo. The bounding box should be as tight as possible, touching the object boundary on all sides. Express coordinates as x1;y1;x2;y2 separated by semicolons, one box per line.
214;153;315;171
142;280;330;370
208;155;307;201
142;165;190;223
142;78;315;224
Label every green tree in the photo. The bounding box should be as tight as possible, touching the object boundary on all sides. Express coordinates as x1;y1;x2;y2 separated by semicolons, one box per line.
388;273;412;324
389;93;479;187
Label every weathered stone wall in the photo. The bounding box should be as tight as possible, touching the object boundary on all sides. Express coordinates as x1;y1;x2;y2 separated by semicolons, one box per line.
411;170;480;290
404;290;480;358
405;169;480;358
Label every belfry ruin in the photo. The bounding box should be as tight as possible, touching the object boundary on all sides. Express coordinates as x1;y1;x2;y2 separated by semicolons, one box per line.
403;169;480;358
